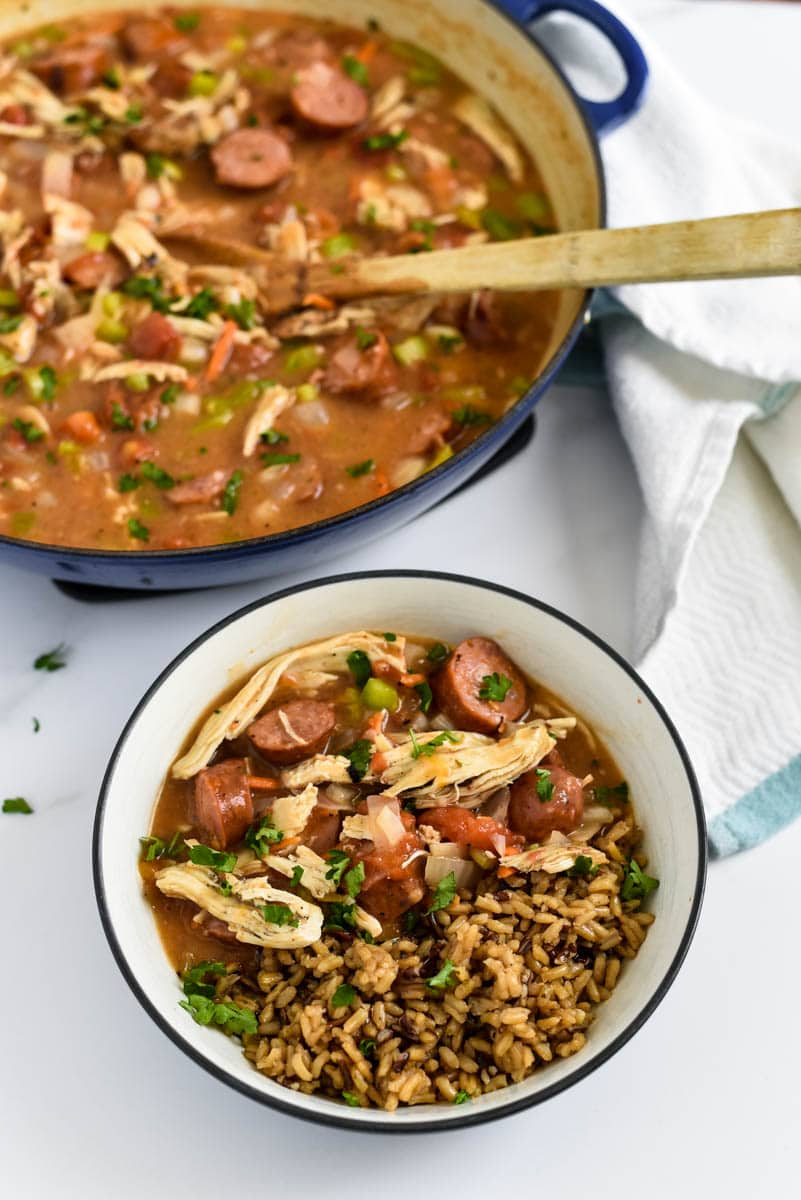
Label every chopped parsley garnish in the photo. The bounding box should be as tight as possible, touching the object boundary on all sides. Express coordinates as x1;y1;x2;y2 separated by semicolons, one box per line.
290;864;304;888
452;405;492;427
12;417;44;443
535;768;553;802
174;12;200;32
331;983;356;1008
225;297;257;330
64;106;106;137
427;642;449;664
3;376;20;395
218;878;233;896
345;738;372;782
122;275;171;312
101;67;121;89
426;871;457;914
355;326;377;351
346;457;374;478
383;632;397;642
478;672;513;702
566;855;599;879
188;843;237;872
34;644;68;672
179;993;257;1037
342;54;369;86
409;728;460;759
0;313;23;334
453;1090;470;1105
403;910;420;932
139;831;184;861
480;208;521;241
346;648;372;688
141;461;176;489
425;958;457;990
364;129;409;151
414;681;433;713
408;217;435;251
342;1091;361;1106
127;517;150;543
621;858;659;902
183;287;219;320
261;428;289;446
2;797;33;814
161;383;180;405
32;717;40;733
325;848;351;886
437;332;463;354
261;451;300;467
145;153;183;181
110;402;134;431
38;365;57;401
221;469;243;515
244;816;283;856
118;473;141;494
359;1038;376;1057
124;104;143;124
323;900;359;932
596;781;630;806
344;860;366;899
260;903;299;928
182;960;225;999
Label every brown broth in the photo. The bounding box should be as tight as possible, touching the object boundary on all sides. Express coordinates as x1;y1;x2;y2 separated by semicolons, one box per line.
0;8;559;550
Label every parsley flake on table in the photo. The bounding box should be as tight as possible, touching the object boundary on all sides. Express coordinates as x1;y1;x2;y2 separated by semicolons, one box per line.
3;797;33;814
188;843;237;872
332;983;356;1008
32;717;40;733
478;672;513;702
426;871;457;914
425;958;457;990
260;903;299;928
34;644;68;672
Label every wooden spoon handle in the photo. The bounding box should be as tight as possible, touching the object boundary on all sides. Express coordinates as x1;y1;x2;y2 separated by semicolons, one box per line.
304;207;801;302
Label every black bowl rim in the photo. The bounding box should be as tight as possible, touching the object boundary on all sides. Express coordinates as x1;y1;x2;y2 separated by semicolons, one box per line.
0;0;606;568
93;569;707;1133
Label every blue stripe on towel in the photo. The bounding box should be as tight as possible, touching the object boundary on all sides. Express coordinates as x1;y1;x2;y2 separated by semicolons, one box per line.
708;753;801;856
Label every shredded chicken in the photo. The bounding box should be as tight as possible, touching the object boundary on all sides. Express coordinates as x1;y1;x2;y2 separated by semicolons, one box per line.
0;314;37;363
266;844;332;898
281;754;352;790
452;92;524;183
356;179;432;232
271;304;377;341
155;861;323;948
172;632;408;779
45;195;93;248
242;384;296;457
270;782;319;840
501;832;608;875
92;360;189;384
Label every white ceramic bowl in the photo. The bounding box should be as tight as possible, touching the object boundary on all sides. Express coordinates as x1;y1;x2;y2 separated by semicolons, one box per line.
93;572;706;1131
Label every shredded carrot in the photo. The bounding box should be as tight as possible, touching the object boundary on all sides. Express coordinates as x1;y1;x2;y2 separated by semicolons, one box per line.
497;865;516;879
272;834;301;852
206;318;237;382
62;409;101;444
355;39;378;64
370;751;388;774
399;671;426;687
302;292;335;310
245;775;282;792
374;470;391;497
183;376;199;392
365;710;384;734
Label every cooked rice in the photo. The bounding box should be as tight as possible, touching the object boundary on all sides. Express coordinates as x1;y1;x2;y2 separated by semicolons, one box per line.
213;812;654;1110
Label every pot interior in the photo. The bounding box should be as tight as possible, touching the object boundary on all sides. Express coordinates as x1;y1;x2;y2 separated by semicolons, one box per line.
2;0;602;364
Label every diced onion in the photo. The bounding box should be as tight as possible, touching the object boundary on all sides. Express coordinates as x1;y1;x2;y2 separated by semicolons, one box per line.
320;782;359;809
292;399;329;427
173;390;201;416
489;832;506;857
424;855;478;889
429;712;456;732
429;840;469;860
179;338;209;366
366;796;406;849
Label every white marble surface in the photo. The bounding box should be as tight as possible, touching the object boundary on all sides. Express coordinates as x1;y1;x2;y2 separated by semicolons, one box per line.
2;3;801;1196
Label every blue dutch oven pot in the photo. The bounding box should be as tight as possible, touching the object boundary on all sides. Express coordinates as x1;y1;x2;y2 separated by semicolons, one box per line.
0;0;647;589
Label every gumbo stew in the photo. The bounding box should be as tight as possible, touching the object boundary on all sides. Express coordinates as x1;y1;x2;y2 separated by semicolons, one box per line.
141;630;658;1110
0;7;559;550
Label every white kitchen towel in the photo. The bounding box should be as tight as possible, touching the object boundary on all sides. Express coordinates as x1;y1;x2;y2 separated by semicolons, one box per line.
532;4;801;852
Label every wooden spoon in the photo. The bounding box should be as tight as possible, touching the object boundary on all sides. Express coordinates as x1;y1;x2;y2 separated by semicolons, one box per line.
165;207;801;315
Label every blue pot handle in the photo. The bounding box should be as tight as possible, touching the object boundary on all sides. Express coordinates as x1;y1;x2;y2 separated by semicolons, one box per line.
495;0;649;135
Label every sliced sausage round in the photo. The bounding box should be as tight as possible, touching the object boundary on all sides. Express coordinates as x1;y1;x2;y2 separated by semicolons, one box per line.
432;637;527;734
194;758;253;850
508;761;585;843
301;805;342;857
290;61;368;131
122;17;188;60
323;332;396;398
248;699;336;765
31;44;111;96
128;311;180;361
211;128;293;190
62;251;126;290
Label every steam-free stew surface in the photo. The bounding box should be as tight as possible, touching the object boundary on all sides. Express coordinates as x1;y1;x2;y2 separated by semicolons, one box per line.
0;8;558;550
